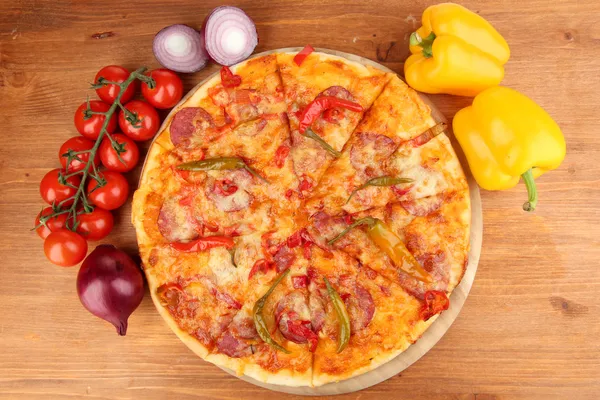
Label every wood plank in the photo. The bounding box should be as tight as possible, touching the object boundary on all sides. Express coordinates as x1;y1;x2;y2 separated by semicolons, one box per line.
1;0;599;399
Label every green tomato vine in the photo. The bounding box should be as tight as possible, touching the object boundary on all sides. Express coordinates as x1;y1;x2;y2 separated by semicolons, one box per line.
36;67;154;232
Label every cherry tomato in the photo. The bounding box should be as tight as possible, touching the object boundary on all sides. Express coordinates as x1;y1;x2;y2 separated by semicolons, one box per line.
44;229;88;267
35;207;68;239
76;208;114;241
94;65;137;104
87;171;129;210
141;69;183;109
74;100;117;140
59;136;100;173
40;169;81;206
99;133;139;172
118;100;160;141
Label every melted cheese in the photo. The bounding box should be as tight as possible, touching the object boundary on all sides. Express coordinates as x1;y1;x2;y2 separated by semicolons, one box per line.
208;247;238;287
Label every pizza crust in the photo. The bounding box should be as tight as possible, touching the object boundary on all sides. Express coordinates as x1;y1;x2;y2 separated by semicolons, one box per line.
312;316;438;386
146;269;211;359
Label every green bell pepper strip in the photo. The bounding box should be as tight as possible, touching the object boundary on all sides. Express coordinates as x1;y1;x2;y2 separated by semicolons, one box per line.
324;277;351;353
346;176;413;204
252;269;291;354
177;157;268;183
303;128;341;158
328;217;432;283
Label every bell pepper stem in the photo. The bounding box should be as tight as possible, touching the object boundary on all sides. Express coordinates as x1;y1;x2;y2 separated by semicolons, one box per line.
409;32;436;58
521;168;538;212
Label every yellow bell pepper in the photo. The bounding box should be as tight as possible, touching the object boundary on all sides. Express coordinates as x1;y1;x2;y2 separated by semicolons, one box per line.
453;86;566;211
404;3;510;96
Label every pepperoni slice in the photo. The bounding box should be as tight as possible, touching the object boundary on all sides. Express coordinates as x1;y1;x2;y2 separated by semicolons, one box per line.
157;283;199;320
349;133;397;179
157;283;184;309
336;274;375;333
345;284;375;332
290;131;328;179
400;231;450;298
308;86;358;133
170;107;217;148
275;291;318;351
308;291;326;333
318;86;354;101
197;276;242;310
292;275;308;288
216;330;253;358
193;326;214;348
212;289;242;310
309;211;349;246
157;196;199;243
273;245;296;273
230;313;258;340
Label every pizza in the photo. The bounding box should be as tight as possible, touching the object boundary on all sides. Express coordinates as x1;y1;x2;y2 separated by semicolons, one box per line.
132;50;471;387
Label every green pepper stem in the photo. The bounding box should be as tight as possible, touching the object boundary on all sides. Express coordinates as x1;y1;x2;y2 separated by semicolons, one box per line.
327;217;378;245
409;32;436;58
521;168;538;212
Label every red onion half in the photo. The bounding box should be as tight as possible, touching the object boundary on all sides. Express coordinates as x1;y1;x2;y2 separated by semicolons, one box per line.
203;6;258;66
77;244;145;336
153;24;210;73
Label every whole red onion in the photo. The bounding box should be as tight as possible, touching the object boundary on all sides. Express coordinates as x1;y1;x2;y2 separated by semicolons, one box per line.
77;244;145;335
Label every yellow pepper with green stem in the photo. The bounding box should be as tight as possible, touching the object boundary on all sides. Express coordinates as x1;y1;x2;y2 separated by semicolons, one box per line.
405;3;510;96
453;86;566;211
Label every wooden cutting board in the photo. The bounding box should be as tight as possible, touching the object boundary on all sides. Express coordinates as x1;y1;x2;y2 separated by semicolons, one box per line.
141;47;483;395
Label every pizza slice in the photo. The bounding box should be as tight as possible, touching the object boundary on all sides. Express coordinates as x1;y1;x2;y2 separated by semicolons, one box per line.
142;245;246;358
154;54;286;153
277;51;390;196
306;188;470;299
138;227;315;383
305;246;436;385
305;75;437;216
205;244;317;386
134;56;304;239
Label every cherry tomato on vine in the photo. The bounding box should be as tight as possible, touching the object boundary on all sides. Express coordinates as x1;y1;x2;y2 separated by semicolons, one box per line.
94;65;137;104
59;136;100;173
44;229;88;267
40;169;81;206
74;100;117;140
99;133;139;172
35;207;68;239
141;69;183;109
76;208;114;241
118;100;160;141
87;171;129;210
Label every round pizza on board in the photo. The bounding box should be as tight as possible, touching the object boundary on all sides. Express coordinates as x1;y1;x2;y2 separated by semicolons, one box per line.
132;50;471;388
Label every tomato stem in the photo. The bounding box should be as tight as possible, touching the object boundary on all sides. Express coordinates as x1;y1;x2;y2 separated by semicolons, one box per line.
34;67;149;232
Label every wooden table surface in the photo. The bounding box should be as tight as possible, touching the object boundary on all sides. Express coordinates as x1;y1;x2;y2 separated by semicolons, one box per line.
1;0;599;399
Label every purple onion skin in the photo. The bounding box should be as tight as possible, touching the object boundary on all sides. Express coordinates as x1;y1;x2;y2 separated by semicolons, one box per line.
202;6;259;66
153;24;209;73
77;244;145;336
